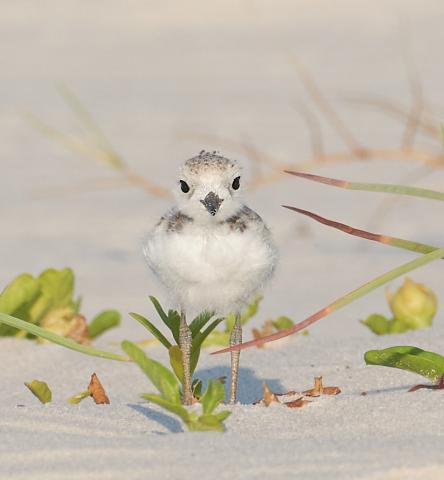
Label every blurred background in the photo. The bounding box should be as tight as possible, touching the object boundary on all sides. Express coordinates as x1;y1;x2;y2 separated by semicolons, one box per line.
2;0;444;340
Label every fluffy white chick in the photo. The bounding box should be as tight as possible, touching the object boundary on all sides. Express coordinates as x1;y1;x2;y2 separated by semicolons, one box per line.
144;151;277;404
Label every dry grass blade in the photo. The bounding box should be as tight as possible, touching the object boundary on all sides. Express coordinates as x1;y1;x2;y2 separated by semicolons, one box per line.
57;84;124;168
25;88;172;200
289;55;363;153
343;94;439;139
214;247;444;353
282;205;439;256
285;171;444;201
24;112;120;168
294;101;324;158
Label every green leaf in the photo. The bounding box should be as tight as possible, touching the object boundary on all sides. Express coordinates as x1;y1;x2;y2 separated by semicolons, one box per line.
189;415;225;432
192;378;203;399
169;345;184;384
141;393;189;423
149;296;172;329
25;380;52;404
201;379;225;415
361;314;412;335
122;340;180;403
389;320;411;334
225;295;263;332
129;312;172;349
364;346;444;382
190;317;224;374
88;310;121;339
68;390;91;404
215;410;231;422
29;268;74;323
361;314;392;335
0;311;128;361
189;311;214;338
73;296;82;314
202;330;230;347
240;295;263;326
0;273;40;315
0;274;41;335
272;316;294;330
167;310;181;344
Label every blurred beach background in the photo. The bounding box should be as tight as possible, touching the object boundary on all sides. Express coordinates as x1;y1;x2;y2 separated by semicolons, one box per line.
1;3;444;478
2;0;444;339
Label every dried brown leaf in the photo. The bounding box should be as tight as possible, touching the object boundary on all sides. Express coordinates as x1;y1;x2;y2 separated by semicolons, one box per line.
303;377;341;397
88;373;110;404
285;398;311;408
251;321;275;348
67;314;91;345
262;382;280;406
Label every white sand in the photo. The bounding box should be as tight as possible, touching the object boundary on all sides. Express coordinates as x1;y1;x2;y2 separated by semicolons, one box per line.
1;1;444;478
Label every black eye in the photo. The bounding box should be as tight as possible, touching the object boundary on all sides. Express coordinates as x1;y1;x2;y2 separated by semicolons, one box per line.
232;176;240;190
180;180;190;193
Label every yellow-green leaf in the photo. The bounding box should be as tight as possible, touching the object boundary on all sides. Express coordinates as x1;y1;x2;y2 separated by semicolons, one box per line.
25;380;52;404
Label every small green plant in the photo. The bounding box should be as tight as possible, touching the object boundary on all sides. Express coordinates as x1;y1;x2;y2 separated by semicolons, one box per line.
361;278;438;335
130;296;224;399
364;346;444;384
0;267;120;343
122;341;230;431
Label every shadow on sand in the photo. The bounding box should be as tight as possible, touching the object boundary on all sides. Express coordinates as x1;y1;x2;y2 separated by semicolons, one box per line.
128;366;284;432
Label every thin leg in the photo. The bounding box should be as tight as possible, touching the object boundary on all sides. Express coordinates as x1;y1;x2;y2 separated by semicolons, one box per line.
179;310;193;405
229;313;242;404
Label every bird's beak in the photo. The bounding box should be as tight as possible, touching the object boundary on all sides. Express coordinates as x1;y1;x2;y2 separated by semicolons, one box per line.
200;192;223;216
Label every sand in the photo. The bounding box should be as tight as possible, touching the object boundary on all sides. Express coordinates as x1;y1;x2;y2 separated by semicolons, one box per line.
1;1;444;478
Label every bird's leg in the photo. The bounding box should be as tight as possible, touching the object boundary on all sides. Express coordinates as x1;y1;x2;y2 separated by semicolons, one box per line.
179;310;193;405
229;313;242;404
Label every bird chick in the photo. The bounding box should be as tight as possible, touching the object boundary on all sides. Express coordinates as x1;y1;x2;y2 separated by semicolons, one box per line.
144;151;278;404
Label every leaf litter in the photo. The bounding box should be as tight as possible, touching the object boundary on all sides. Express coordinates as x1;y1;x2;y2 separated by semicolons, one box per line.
68;373;110;405
255;376;341;408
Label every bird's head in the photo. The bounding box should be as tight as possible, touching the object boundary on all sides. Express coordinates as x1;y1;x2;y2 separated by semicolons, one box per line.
175;151;243;223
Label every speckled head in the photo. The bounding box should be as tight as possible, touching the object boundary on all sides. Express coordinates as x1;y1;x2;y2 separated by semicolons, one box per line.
175;151;243;223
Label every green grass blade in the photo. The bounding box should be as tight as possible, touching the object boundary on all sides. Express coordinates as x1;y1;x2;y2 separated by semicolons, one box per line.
283;205;439;256
214;247;444;353
364;346;444;382
285;171;444;202
0;312;128;361
129;312;172;349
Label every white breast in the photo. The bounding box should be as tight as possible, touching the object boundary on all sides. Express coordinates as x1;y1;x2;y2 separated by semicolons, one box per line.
144;223;277;315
